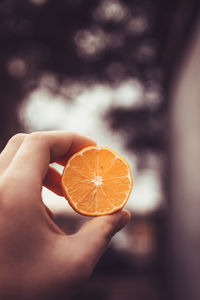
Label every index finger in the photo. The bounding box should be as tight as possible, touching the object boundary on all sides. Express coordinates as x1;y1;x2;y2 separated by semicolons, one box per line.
5;131;96;187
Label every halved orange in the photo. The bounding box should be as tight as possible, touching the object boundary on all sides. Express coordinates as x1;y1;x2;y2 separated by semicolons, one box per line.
61;146;133;216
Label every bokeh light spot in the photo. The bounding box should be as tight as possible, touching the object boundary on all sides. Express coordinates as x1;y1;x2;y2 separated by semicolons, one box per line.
133;170;163;214
114;79;143;108
74;27;107;58
7;57;27;79
93;0;128;23
145;85;162;108
126;13;149;35
136;42;156;63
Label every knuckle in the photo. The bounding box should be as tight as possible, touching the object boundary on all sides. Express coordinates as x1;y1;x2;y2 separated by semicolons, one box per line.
29;131;43;139
8;133;27;145
24;132;48;152
28;132;46;144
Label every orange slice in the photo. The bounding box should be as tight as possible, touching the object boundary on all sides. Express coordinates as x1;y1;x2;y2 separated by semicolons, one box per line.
61;146;133;216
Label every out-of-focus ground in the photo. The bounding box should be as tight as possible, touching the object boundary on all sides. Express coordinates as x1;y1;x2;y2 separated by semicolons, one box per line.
1;0;200;299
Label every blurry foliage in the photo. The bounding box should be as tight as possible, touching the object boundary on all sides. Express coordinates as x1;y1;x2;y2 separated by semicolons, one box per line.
0;0;199;150
107;105;166;154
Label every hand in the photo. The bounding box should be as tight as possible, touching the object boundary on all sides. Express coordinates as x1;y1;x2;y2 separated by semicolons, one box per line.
0;131;130;300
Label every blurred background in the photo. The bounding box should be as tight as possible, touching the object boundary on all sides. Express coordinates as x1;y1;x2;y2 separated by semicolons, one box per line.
1;0;200;299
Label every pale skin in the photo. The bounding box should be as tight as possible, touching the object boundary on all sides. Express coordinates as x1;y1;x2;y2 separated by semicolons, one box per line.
0;131;131;300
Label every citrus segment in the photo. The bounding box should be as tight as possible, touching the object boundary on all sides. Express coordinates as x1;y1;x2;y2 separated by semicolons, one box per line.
61;146;133;216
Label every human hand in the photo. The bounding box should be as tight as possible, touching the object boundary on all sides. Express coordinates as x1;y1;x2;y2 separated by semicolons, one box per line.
0;131;130;300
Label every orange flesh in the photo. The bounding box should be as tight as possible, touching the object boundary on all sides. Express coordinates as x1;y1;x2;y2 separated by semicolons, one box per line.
61;146;133;216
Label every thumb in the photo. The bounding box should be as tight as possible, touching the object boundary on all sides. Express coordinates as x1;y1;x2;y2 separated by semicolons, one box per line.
74;209;131;268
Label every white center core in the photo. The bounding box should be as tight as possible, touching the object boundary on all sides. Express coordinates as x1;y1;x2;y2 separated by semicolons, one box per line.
92;176;102;186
